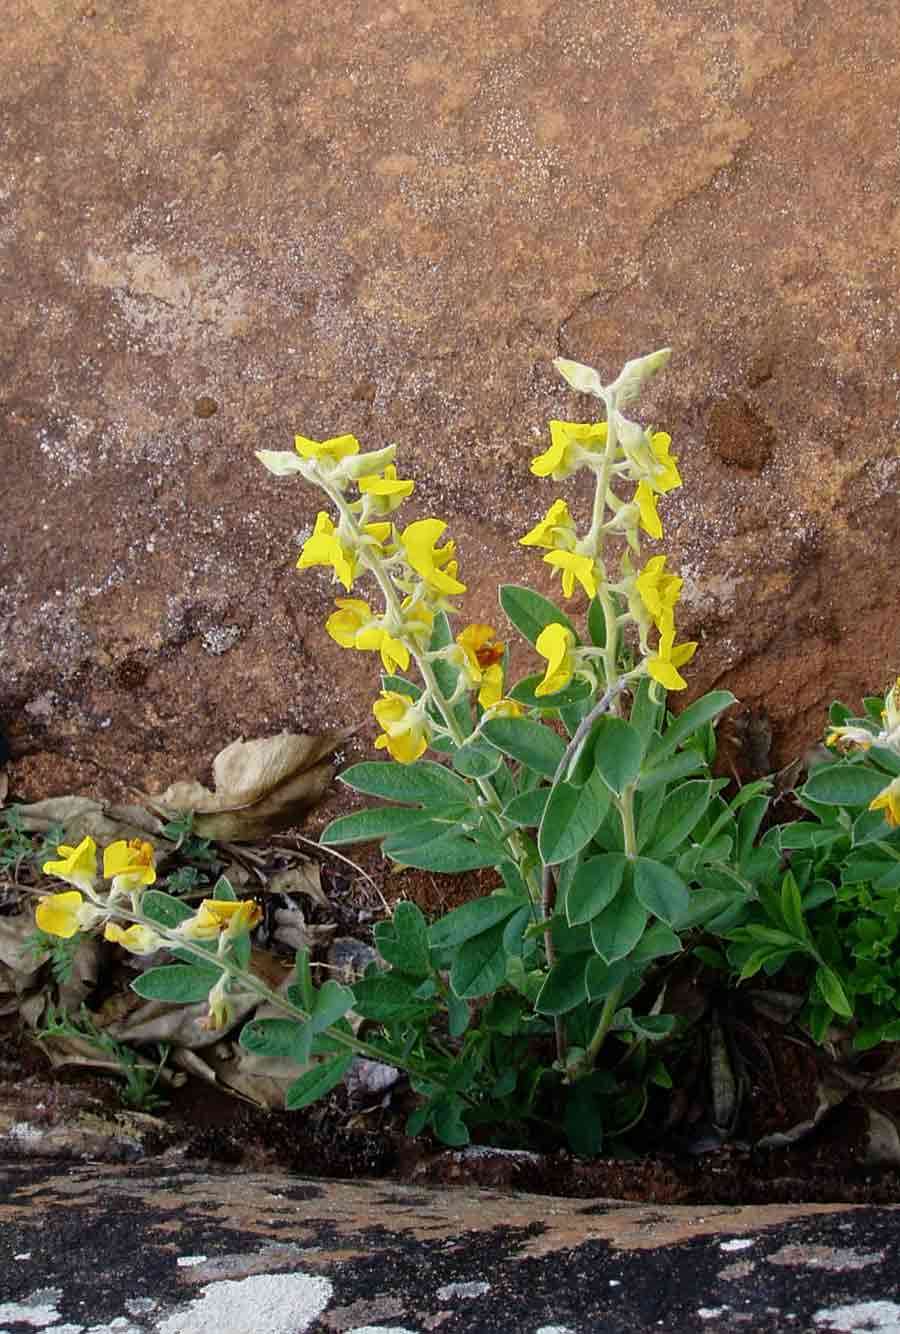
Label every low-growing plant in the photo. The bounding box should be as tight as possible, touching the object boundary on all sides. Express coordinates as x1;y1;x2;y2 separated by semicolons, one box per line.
725;681;900;1050
30;347;900;1154
37;1002;172;1112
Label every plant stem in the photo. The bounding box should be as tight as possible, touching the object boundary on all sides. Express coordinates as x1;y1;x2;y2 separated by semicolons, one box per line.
582;782;638;1071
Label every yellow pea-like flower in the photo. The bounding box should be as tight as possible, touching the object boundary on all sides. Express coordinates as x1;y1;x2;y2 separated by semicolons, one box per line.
294;433;360;463
543;550;598;599
634;481;663;540
399;519;466;596
870;778;900;828
534;623;577;697
530;422;608;480
42;836;99;894
103;839;156;898
373;691;431;763
646;619;697;691
104;922;164;955
297;512;358;590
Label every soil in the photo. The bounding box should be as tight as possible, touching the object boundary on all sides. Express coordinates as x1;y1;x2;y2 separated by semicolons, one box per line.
4;849;900;1208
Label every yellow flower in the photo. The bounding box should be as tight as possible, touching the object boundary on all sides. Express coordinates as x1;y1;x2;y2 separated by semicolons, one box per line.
42;836;99;894
399;519;466;595
530;421;608;480
519;499;576;550
870;777;900;828
477;664;504;708
635;555;682;629
825;726;874;754
35;890;106;939
204;973;233;1031
104;922;164;955
103;839;156;898
534;623;577;697
355;623;410;673
455;625;506;706
649;432;681;493
326;597;376;649
357;464;415;513
399;596;434;645
176;898;262;941
634;480;663;540
646;620;697;691
543;550;598;599
297;512;358;590
294;433;360;464
482;697;526;721
373;691;431;763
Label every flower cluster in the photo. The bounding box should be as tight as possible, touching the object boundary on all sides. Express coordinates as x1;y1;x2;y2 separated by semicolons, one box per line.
826;678;900;828
260;348;696;764
520;353;695;697
37;836;262;1029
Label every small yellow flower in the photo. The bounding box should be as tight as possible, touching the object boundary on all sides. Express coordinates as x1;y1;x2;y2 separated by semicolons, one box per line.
399;519;466;596
104;922;164;955
530;421;608;480
35;891;106;939
455;625;506;706
534;623;577;697
357;464;415;513
399;596;434;645
355;624;410;674
204;973;233;1031
634;480;663;540
103;839;156;898
870;777;900;828
825;726;874;754
373;691;431;763
42;836;99;894
297;512;358;590
482;697;526;721
543;550;598;599
294;433;360;464
326;597;376;649
176;898;262;941
519;499;576;550
649;431;682;493
646;620;697;691
635;555;682;629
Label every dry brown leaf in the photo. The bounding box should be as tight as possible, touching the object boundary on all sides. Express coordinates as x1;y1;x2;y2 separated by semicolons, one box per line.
267;863;328;909
106;991;259;1050
755;1078;847;1149
151;729;351;842
15;797;168;849
861;1105;900;1166
0;768;8;805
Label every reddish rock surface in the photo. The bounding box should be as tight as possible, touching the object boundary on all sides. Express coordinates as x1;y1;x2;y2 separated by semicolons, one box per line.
2;0;899;805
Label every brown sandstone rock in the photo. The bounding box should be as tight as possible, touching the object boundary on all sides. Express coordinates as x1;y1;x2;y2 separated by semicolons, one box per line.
1;0;898;808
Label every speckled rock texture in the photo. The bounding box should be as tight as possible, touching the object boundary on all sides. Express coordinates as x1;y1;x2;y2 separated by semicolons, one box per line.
2;0;899;801
2;1161;900;1332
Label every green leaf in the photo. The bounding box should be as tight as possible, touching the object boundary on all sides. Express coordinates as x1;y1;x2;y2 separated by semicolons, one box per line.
644;780;712;858
239;1017;312;1065
320;805;465;847
431;1096;470;1147
452;739;503;779
380;673;422;700
538;769;611;866
737;947;785;982
340;760;473;807
450;923;508;999
285;1052;354;1110
815;966;853;1018
587;595;613;650
632;858;690;926
590;887;648;962
801;763;889;807
737;795;770;863
630;921;682;964
637;748;706;791
141;890;195;929
212;876;236;901
650;691;737;763
566;854;628;926
502;787;549;827
584;955;634;1000
629;676;664;747
535;954;589;1015
382;828;505;873
591;717;643;796
508;674;593;710
429;895;525;950
310;980;355;1034
499;584;578;647
870;746;900;777
375;902;432;979
779;872;809;941
131;962;222;1004
481;716;567;778
352;973;434;1022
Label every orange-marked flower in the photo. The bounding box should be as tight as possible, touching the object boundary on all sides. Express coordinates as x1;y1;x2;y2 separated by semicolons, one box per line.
104;839;156;899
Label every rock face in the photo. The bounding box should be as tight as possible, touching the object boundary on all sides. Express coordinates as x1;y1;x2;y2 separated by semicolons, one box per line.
2;0;899;802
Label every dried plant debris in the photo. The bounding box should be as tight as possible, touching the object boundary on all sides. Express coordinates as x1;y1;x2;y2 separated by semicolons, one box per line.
147;729;353;842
